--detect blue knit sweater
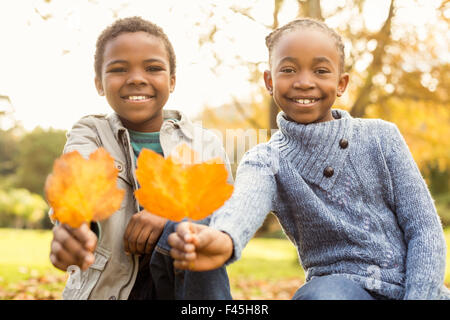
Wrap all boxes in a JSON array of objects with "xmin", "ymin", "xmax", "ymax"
[{"xmin": 211, "ymin": 109, "xmax": 449, "ymax": 300}]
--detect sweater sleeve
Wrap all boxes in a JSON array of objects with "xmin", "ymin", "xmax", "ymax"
[
  {"xmin": 383, "ymin": 123, "xmax": 446, "ymax": 300},
  {"xmin": 210, "ymin": 145, "xmax": 277, "ymax": 264}
]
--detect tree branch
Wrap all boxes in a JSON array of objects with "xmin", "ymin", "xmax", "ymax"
[{"xmin": 229, "ymin": 6, "xmax": 272, "ymax": 29}]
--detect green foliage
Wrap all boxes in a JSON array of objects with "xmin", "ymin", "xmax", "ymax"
[
  {"xmin": 0, "ymin": 189, "xmax": 49, "ymax": 229},
  {"xmin": 429, "ymin": 164, "xmax": 450, "ymax": 195},
  {"xmin": 14, "ymin": 127, "xmax": 66, "ymax": 197},
  {"xmin": 436, "ymin": 193, "xmax": 450, "ymax": 228},
  {"xmin": 0, "ymin": 127, "xmax": 21, "ymax": 186},
  {"xmin": 0, "ymin": 126, "xmax": 66, "ymax": 229}
]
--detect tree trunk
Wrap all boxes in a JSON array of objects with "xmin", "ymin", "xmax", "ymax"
[
  {"xmin": 350, "ymin": 0, "xmax": 395, "ymax": 118},
  {"xmin": 298, "ymin": 0, "xmax": 324, "ymax": 20}
]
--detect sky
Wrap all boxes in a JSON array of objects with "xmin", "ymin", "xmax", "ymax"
[{"xmin": 0, "ymin": 0, "xmax": 444, "ymax": 131}]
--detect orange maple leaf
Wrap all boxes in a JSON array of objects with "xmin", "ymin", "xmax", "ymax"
[
  {"xmin": 134, "ymin": 143, "xmax": 233, "ymax": 222},
  {"xmin": 45, "ymin": 148, "xmax": 125, "ymax": 228}
]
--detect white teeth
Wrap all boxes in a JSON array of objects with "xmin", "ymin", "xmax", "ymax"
[
  {"xmin": 294, "ymin": 98, "xmax": 317, "ymax": 104},
  {"xmin": 126, "ymin": 96, "xmax": 149, "ymax": 101}
]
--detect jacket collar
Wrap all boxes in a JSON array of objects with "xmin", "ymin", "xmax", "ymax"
[{"xmin": 106, "ymin": 109, "xmax": 195, "ymax": 141}]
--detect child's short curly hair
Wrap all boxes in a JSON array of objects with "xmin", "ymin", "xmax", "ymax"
[
  {"xmin": 265, "ymin": 18, "xmax": 345, "ymax": 73},
  {"xmin": 94, "ymin": 16, "xmax": 176, "ymax": 79}
]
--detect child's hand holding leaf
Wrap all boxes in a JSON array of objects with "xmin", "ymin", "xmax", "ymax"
[
  {"xmin": 50, "ymin": 223, "xmax": 97, "ymax": 271},
  {"xmin": 167, "ymin": 221, "xmax": 234, "ymax": 271}
]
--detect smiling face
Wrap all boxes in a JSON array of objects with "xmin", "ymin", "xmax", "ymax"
[
  {"xmin": 95, "ymin": 31, "xmax": 175, "ymax": 132},
  {"xmin": 264, "ymin": 28, "xmax": 349, "ymax": 124}
]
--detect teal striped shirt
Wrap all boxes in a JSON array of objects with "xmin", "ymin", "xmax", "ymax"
[{"xmin": 128, "ymin": 129, "xmax": 164, "ymax": 161}]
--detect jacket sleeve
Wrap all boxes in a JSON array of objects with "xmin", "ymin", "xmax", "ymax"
[
  {"xmin": 210, "ymin": 145, "xmax": 277, "ymax": 264},
  {"xmin": 63, "ymin": 116, "xmax": 102, "ymax": 158},
  {"xmin": 383, "ymin": 122, "xmax": 446, "ymax": 299},
  {"xmin": 48, "ymin": 116, "xmax": 102, "ymax": 225}
]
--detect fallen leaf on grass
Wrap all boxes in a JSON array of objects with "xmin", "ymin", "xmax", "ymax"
[{"xmin": 230, "ymin": 277, "xmax": 303, "ymax": 300}]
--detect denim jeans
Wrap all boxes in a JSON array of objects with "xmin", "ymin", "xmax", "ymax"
[
  {"xmin": 128, "ymin": 218, "xmax": 232, "ymax": 300},
  {"xmin": 292, "ymin": 274, "xmax": 377, "ymax": 300}
]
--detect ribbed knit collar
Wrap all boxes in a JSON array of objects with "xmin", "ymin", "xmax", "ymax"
[{"xmin": 274, "ymin": 108, "xmax": 354, "ymax": 190}]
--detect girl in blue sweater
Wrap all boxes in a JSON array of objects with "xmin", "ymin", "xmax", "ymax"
[{"xmin": 168, "ymin": 18, "xmax": 449, "ymax": 300}]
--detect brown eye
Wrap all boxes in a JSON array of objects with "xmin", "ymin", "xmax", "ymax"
[
  {"xmin": 108, "ymin": 67, "xmax": 126, "ymax": 73},
  {"xmin": 281, "ymin": 67, "xmax": 295, "ymax": 73},
  {"xmin": 146, "ymin": 66, "xmax": 164, "ymax": 72},
  {"xmin": 316, "ymin": 68, "xmax": 330, "ymax": 74}
]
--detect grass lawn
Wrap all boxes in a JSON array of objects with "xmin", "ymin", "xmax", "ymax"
[
  {"xmin": 0, "ymin": 227, "xmax": 449, "ymax": 299},
  {"xmin": 227, "ymin": 237, "xmax": 303, "ymax": 280},
  {"xmin": 0, "ymin": 228, "xmax": 303, "ymax": 282},
  {"xmin": 0, "ymin": 228, "xmax": 65, "ymax": 284}
]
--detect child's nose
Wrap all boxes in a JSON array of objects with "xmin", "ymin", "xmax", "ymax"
[
  {"xmin": 126, "ymin": 71, "xmax": 148, "ymax": 86},
  {"xmin": 293, "ymin": 72, "xmax": 315, "ymax": 89}
]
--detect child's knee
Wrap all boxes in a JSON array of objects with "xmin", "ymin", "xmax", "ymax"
[{"xmin": 293, "ymin": 275, "xmax": 374, "ymax": 300}]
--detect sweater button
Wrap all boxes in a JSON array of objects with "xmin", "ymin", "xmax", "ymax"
[
  {"xmin": 339, "ymin": 138, "xmax": 349, "ymax": 149},
  {"xmin": 109, "ymin": 295, "xmax": 117, "ymax": 300},
  {"xmin": 323, "ymin": 166, "xmax": 334, "ymax": 178}
]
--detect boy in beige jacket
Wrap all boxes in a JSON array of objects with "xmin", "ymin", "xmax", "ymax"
[{"xmin": 49, "ymin": 16, "xmax": 233, "ymax": 300}]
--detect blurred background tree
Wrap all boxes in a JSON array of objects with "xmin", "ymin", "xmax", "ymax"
[
  {"xmin": 0, "ymin": 108, "xmax": 66, "ymax": 229},
  {"xmin": 14, "ymin": 127, "xmax": 66, "ymax": 197},
  {"xmin": 0, "ymin": 188, "xmax": 49, "ymax": 229},
  {"xmin": 197, "ymin": 0, "xmax": 449, "ymax": 168},
  {"xmin": 0, "ymin": 128, "xmax": 21, "ymax": 188}
]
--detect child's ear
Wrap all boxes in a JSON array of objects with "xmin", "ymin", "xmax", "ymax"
[
  {"xmin": 169, "ymin": 74, "xmax": 176, "ymax": 93},
  {"xmin": 95, "ymin": 77, "xmax": 105, "ymax": 96},
  {"xmin": 263, "ymin": 70, "xmax": 273, "ymax": 96},
  {"xmin": 337, "ymin": 73, "xmax": 349, "ymax": 97}
]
